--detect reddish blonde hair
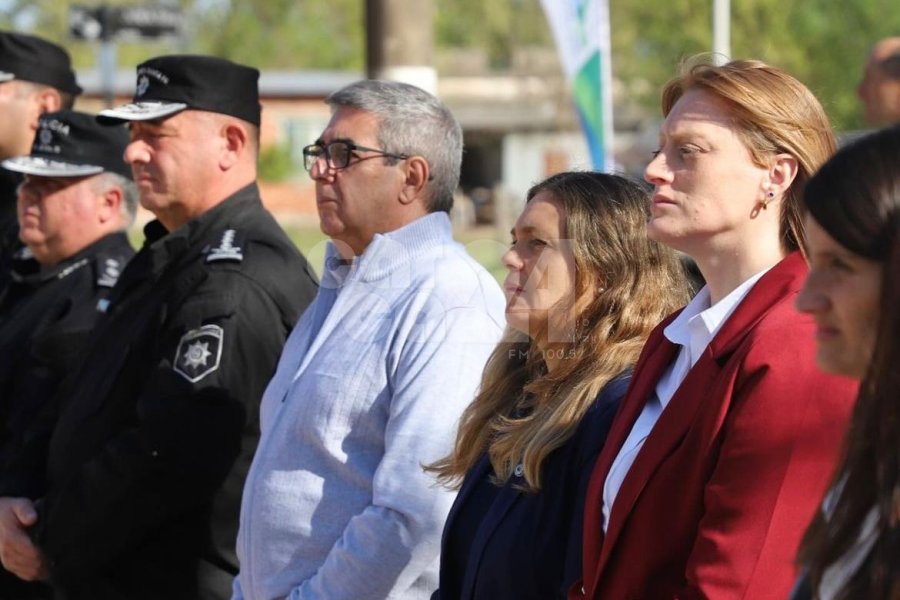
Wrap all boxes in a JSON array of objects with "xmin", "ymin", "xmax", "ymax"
[{"xmin": 661, "ymin": 58, "xmax": 837, "ymax": 252}]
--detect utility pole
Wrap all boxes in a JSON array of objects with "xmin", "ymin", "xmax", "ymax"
[
  {"xmin": 97, "ymin": 5, "xmax": 117, "ymax": 107},
  {"xmin": 69, "ymin": 4, "xmax": 182, "ymax": 106},
  {"xmin": 365, "ymin": 0, "xmax": 436, "ymax": 93},
  {"xmin": 712, "ymin": 0, "xmax": 731, "ymax": 65}
]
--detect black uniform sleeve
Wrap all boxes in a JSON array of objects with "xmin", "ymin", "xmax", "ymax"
[
  {"xmin": 32, "ymin": 273, "xmax": 290, "ymax": 580},
  {"xmin": 0, "ymin": 293, "xmax": 110, "ymax": 499}
]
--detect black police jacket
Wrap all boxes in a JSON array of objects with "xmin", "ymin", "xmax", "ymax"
[
  {"xmin": 0, "ymin": 232, "xmax": 133, "ymax": 600},
  {"xmin": 28, "ymin": 184, "xmax": 317, "ymax": 599},
  {"xmin": 0, "ymin": 232, "xmax": 134, "ymax": 496},
  {"xmin": 0, "ymin": 169, "xmax": 23, "ymax": 297}
]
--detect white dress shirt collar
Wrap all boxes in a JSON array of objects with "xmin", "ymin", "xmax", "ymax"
[
  {"xmin": 600, "ymin": 266, "xmax": 772, "ymax": 532},
  {"xmin": 663, "ymin": 267, "xmax": 771, "ymax": 382}
]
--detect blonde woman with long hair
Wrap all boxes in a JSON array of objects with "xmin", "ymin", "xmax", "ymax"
[{"xmin": 427, "ymin": 171, "xmax": 688, "ymax": 600}]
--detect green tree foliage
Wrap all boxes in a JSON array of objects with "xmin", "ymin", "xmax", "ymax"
[
  {"xmin": 609, "ymin": 0, "xmax": 900, "ymax": 129},
  {"xmin": 435, "ymin": 0, "xmax": 551, "ymax": 69},
  {"xmin": 194, "ymin": 0, "xmax": 364, "ymax": 70},
  {"xmin": 3, "ymin": 0, "xmax": 900, "ymax": 129},
  {"xmin": 257, "ymin": 141, "xmax": 297, "ymax": 182},
  {"xmin": 0, "ymin": 0, "xmax": 188, "ymax": 68}
]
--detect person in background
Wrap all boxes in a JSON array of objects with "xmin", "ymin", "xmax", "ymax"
[
  {"xmin": 574, "ymin": 58, "xmax": 859, "ymax": 599},
  {"xmin": 0, "ymin": 110, "xmax": 136, "ymax": 481},
  {"xmin": 790, "ymin": 125, "xmax": 900, "ymax": 600},
  {"xmin": 0, "ymin": 55, "xmax": 318, "ymax": 599},
  {"xmin": 0, "ymin": 31, "xmax": 82, "ymax": 294},
  {"xmin": 0, "ymin": 110, "xmax": 135, "ymax": 599},
  {"xmin": 232, "ymin": 79, "xmax": 506, "ymax": 600},
  {"xmin": 427, "ymin": 171, "xmax": 689, "ymax": 600},
  {"xmin": 858, "ymin": 37, "xmax": 900, "ymax": 127}
]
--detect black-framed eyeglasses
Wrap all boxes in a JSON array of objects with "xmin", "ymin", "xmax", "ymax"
[{"xmin": 302, "ymin": 140, "xmax": 409, "ymax": 173}]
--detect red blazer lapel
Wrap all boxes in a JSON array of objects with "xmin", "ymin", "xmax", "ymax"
[
  {"xmin": 585, "ymin": 252, "xmax": 808, "ymax": 597},
  {"xmin": 582, "ymin": 322, "xmax": 679, "ymax": 592},
  {"xmin": 706, "ymin": 252, "xmax": 805, "ymax": 359},
  {"xmin": 599, "ymin": 345, "xmax": 721, "ymax": 567}
]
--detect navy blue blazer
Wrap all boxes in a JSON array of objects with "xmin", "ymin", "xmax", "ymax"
[
  {"xmin": 433, "ymin": 373, "xmax": 630, "ymax": 600},
  {"xmin": 788, "ymin": 573, "xmax": 812, "ymax": 600}
]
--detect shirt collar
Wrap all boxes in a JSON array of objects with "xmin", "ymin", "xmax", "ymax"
[
  {"xmin": 35, "ymin": 232, "xmax": 126, "ymax": 282},
  {"xmin": 143, "ymin": 182, "xmax": 260, "ymax": 277},
  {"xmin": 321, "ymin": 212, "xmax": 452, "ymax": 287},
  {"xmin": 664, "ymin": 267, "xmax": 772, "ymax": 362}
]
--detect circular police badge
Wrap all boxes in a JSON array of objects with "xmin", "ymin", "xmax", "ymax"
[
  {"xmin": 39, "ymin": 128, "xmax": 54, "ymax": 146},
  {"xmin": 173, "ymin": 324, "xmax": 224, "ymax": 383}
]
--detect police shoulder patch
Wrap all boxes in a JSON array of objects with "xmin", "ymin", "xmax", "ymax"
[
  {"xmin": 97, "ymin": 257, "xmax": 123, "ymax": 288},
  {"xmin": 206, "ymin": 229, "xmax": 243, "ymax": 263},
  {"xmin": 173, "ymin": 324, "xmax": 224, "ymax": 383}
]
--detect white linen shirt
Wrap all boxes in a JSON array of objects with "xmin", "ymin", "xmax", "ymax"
[
  {"xmin": 601, "ymin": 269, "xmax": 770, "ymax": 532},
  {"xmin": 232, "ymin": 213, "xmax": 506, "ymax": 600}
]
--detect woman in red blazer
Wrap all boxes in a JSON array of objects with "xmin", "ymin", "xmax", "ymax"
[{"xmin": 574, "ymin": 59, "xmax": 860, "ymax": 600}]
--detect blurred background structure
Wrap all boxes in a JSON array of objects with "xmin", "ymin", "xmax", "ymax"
[{"xmin": 2, "ymin": 0, "xmax": 899, "ymax": 276}]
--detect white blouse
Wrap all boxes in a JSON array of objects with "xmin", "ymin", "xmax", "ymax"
[
  {"xmin": 601, "ymin": 270, "xmax": 770, "ymax": 532},
  {"xmin": 818, "ymin": 485, "xmax": 879, "ymax": 600}
]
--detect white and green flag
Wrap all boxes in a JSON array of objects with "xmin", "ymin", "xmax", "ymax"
[{"xmin": 540, "ymin": 0, "xmax": 613, "ymax": 171}]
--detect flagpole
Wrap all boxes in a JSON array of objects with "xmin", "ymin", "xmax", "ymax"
[
  {"xmin": 540, "ymin": 0, "xmax": 614, "ymax": 172},
  {"xmin": 712, "ymin": 0, "xmax": 731, "ymax": 64}
]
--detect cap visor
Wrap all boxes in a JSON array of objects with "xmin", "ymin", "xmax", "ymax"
[
  {"xmin": 2, "ymin": 156, "xmax": 104, "ymax": 177},
  {"xmin": 97, "ymin": 101, "xmax": 188, "ymax": 124}
]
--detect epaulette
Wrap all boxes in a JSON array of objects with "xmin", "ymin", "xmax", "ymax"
[
  {"xmin": 204, "ymin": 229, "xmax": 244, "ymax": 264},
  {"xmin": 96, "ymin": 257, "xmax": 124, "ymax": 288},
  {"xmin": 57, "ymin": 258, "xmax": 89, "ymax": 280}
]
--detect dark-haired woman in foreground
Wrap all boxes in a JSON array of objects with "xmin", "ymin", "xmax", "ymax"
[
  {"xmin": 791, "ymin": 126, "xmax": 900, "ymax": 599},
  {"xmin": 428, "ymin": 171, "xmax": 688, "ymax": 600}
]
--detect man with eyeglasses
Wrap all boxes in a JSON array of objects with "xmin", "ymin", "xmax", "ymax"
[{"xmin": 233, "ymin": 80, "xmax": 505, "ymax": 600}]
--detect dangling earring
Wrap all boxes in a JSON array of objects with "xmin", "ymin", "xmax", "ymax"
[{"xmin": 762, "ymin": 190, "xmax": 775, "ymax": 210}]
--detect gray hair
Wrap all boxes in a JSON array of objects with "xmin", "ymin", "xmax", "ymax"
[
  {"xmin": 326, "ymin": 80, "xmax": 463, "ymax": 213},
  {"xmin": 92, "ymin": 171, "xmax": 139, "ymax": 226},
  {"xmin": 13, "ymin": 80, "xmax": 76, "ymax": 110}
]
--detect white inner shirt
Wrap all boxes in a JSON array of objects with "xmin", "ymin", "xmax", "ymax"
[{"xmin": 601, "ymin": 269, "xmax": 770, "ymax": 532}]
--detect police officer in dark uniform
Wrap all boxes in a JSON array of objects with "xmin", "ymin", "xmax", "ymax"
[
  {"xmin": 0, "ymin": 56, "xmax": 318, "ymax": 600},
  {"xmin": 0, "ymin": 110, "xmax": 136, "ymax": 481},
  {"xmin": 0, "ymin": 32, "xmax": 82, "ymax": 296},
  {"xmin": 0, "ymin": 110, "xmax": 135, "ymax": 600}
]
